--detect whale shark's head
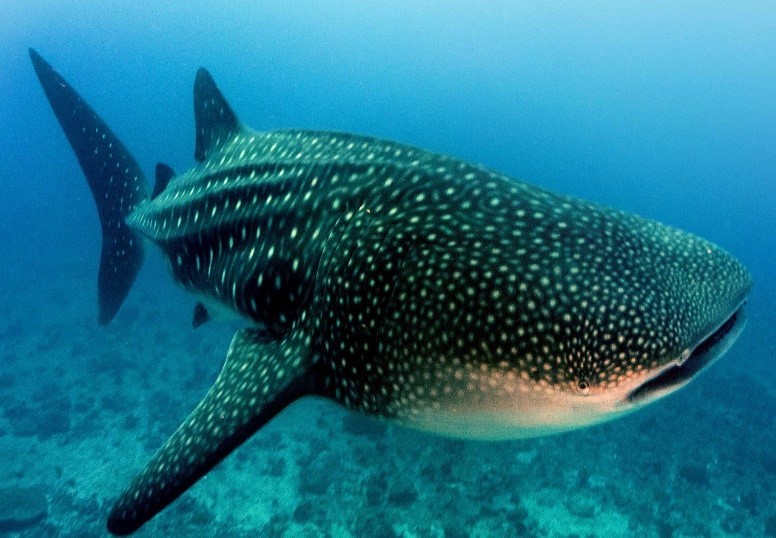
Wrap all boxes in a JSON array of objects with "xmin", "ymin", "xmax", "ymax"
[
  {"xmin": 556, "ymin": 229, "xmax": 750, "ymax": 419},
  {"xmin": 546, "ymin": 213, "xmax": 752, "ymax": 415},
  {"xmin": 386, "ymin": 190, "xmax": 752, "ymax": 439}
]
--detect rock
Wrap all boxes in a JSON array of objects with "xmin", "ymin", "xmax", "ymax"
[
  {"xmin": 0, "ymin": 485, "xmax": 47, "ymax": 532},
  {"xmin": 564, "ymin": 491, "xmax": 599, "ymax": 518},
  {"xmin": 678, "ymin": 463, "xmax": 710, "ymax": 487},
  {"xmin": 765, "ymin": 514, "xmax": 776, "ymax": 537},
  {"xmin": 386, "ymin": 483, "xmax": 417, "ymax": 508}
]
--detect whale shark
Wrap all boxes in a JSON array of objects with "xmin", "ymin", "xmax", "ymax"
[{"xmin": 29, "ymin": 49, "xmax": 752, "ymax": 535}]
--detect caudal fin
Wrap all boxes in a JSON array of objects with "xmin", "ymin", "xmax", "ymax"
[{"xmin": 30, "ymin": 49, "xmax": 149, "ymax": 324}]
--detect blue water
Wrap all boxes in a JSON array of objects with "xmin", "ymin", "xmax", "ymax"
[{"xmin": 1, "ymin": 2, "xmax": 774, "ymax": 536}]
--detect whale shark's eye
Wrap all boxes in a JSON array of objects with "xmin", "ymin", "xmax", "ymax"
[{"xmin": 577, "ymin": 379, "xmax": 590, "ymax": 395}]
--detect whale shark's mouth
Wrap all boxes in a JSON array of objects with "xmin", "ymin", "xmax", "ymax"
[{"xmin": 626, "ymin": 303, "xmax": 747, "ymax": 404}]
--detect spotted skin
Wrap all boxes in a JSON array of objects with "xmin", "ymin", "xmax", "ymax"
[
  {"xmin": 30, "ymin": 49, "xmax": 751, "ymax": 535},
  {"xmin": 315, "ymin": 165, "xmax": 750, "ymax": 435}
]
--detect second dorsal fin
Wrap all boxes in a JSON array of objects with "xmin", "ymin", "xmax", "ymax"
[
  {"xmin": 192, "ymin": 301, "xmax": 209, "ymax": 328},
  {"xmin": 151, "ymin": 162, "xmax": 175, "ymax": 200},
  {"xmin": 194, "ymin": 69, "xmax": 241, "ymax": 162}
]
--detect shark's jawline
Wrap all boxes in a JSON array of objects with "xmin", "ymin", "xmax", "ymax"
[{"xmin": 626, "ymin": 303, "xmax": 747, "ymax": 404}]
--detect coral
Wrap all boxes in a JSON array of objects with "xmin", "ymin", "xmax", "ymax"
[
  {"xmin": 351, "ymin": 514, "xmax": 397, "ymax": 538},
  {"xmin": 564, "ymin": 491, "xmax": 599, "ymax": 518},
  {"xmin": 0, "ymin": 486, "xmax": 47, "ymax": 532},
  {"xmin": 677, "ymin": 463, "xmax": 710, "ymax": 487},
  {"xmin": 262, "ymin": 456, "xmax": 286, "ymax": 477},
  {"xmin": 3, "ymin": 396, "xmax": 71, "ymax": 440},
  {"xmin": 766, "ymin": 515, "xmax": 776, "ymax": 537}
]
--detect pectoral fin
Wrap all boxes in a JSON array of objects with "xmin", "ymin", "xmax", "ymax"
[{"xmin": 107, "ymin": 328, "xmax": 315, "ymax": 535}]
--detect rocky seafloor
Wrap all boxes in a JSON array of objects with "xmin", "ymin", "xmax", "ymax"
[{"xmin": 1, "ymin": 260, "xmax": 774, "ymax": 537}]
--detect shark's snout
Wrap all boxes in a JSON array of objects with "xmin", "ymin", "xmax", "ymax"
[
  {"xmin": 626, "ymin": 299, "xmax": 748, "ymax": 405},
  {"xmin": 625, "ymin": 248, "xmax": 752, "ymax": 405}
]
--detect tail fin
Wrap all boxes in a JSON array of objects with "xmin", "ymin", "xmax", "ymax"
[{"xmin": 30, "ymin": 49, "xmax": 149, "ymax": 324}]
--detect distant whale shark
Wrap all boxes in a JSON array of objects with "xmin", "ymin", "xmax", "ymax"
[{"xmin": 29, "ymin": 49, "xmax": 751, "ymax": 535}]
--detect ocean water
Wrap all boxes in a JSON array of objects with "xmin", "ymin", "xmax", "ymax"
[{"xmin": 1, "ymin": 2, "xmax": 774, "ymax": 537}]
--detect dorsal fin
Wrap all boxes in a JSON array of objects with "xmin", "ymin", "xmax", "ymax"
[
  {"xmin": 151, "ymin": 162, "xmax": 175, "ymax": 200},
  {"xmin": 194, "ymin": 69, "xmax": 241, "ymax": 162}
]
